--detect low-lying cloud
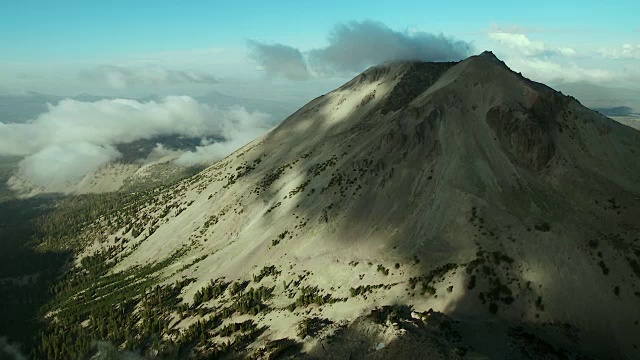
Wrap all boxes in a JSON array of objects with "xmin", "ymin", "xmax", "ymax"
[
  {"xmin": 0, "ymin": 97, "xmax": 271, "ymax": 186},
  {"xmin": 19, "ymin": 143, "xmax": 121, "ymax": 186},
  {"xmin": 247, "ymin": 41, "xmax": 309, "ymax": 80},
  {"xmin": 175, "ymin": 106, "xmax": 269, "ymax": 166},
  {"xmin": 248, "ymin": 20, "xmax": 473, "ymax": 79},
  {"xmin": 599, "ymin": 44, "xmax": 640, "ymax": 60},
  {"xmin": 80, "ymin": 65, "xmax": 219, "ymax": 89}
]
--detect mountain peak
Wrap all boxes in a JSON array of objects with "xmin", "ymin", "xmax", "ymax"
[
  {"xmin": 50, "ymin": 48, "xmax": 640, "ymax": 359},
  {"xmin": 479, "ymin": 50, "xmax": 500, "ymax": 60}
]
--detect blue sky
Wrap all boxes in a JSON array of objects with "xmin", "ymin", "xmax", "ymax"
[
  {"xmin": 1, "ymin": 1, "xmax": 639, "ymax": 186},
  {"xmin": 1, "ymin": 0, "xmax": 639, "ymax": 95}
]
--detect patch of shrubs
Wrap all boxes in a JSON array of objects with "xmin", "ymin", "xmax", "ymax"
[
  {"xmin": 369, "ymin": 305, "xmax": 412, "ymax": 325},
  {"xmin": 231, "ymin": 286, "xmax": 274, "ymax": 315},
  {"xmin": 296, "ymin": 317, "xmax": 332, "ymax": 338},
  {"xmin": 349, "ymin": 284, "xmax": 389, "ymax": 297},
  {"xmin": 249, "ymin": 338, "xmax": 301, "ymax": 359},
  {"xmin": 288, "ymin": 286, "xmax": 341, "ymax": 311},
  {"xmin": 534, "ymin": 222, "xmax": 551, "ymax": 232},
  {"xmin": 193, "ymin": 279, "xmax": 230, "ymax": 306},
  {"xmin": 408, "ymin": 263, "xmax": 458, "ymax": 294},
  {"xmin": 253, "ymin": 265, "xmax": 281, "ymax": 283},
  {"xmin": 598, "ymin": 260, "xmax": 610, "ymax": 275},
  {"xmin": 229, "ymin": 280, "xmax": 249, "ymax": 296},
  {"xmin": 219, "ymin": 320, "xmax": 257, "ymax": 337},
  {"xmin": 377, "ymin": 264, "xmax": 390, "ymax": 276}
]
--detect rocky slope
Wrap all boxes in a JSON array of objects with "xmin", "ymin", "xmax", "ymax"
[{"xmin": 55, "ymin": 52, "xmax": 640, "ymax": 359}]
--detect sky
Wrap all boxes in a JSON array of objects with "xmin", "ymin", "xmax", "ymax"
[
  {"xmin": 1, "ymin": 0, "xmax": 639, "ymax": 96},
  {"xmin": 1, "ymin": 0, "xmax": 639, "ymax": 187}
]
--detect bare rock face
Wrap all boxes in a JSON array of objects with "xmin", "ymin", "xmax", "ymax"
[
  {"xmin": 486, "ymin": 103, "xmax": 555, "ymax": 170},
  {"xmin": 380, "ymin": 62, "xmax": 456, "ymax": 115}
]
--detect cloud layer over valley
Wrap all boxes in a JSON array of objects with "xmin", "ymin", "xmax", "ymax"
[{"xmin": 0, "ymin": 96, "xmax": 271, "ymax": 186}]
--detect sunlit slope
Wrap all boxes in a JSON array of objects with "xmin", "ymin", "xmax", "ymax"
[{"xmin": 77, "ymin": 52, "xmax": 640, "ymax": 358}]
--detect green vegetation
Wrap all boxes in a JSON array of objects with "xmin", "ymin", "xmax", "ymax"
[
  {"xmin": 534, "ymin": 221, "xmax": 551, "ymax": 232},
  {"xmin": 249, "ymin": 338, "xmax": 301, "ymax": 359},
  {"xmin": 408, "ymin": 263, "xmax": 458, "ymax": 295},
  {"xmin": 231, "ymin": 286, "xmax": 274, "ymax": 315},
  {"xmin": 253, "ymin": 265, "xmax": 281, "ymax": 283},
  {"xmin": 369, "ymin": 305, "xmax": 412, "ymax": 325},
  {"xmin": 377, "ymin": 264, "xmax": 390, "ymax": 276},
  {"xmin": 297, "ymin": 317, "xmax": 331, "ymax": 338},
  {"xmin": 349, "ymin": 283, "xmax": 391, "ymax": 297},
  {"xmin": 229, "ymin": 280, "xmax": 249, "ymax": 295},
  {"xmin": 219, "ymin": 320, "xmax": 257, "ymax": 337},
  {"xmin": 598, "ymin": 260, "xmax": 610, "ymax": 275},
  {"xmin": 288, "ymin": 286, "xmax": 343, "ymax": 311},
  {"xmin": 193, "ymin": 278, "xmax": 230, "ymax": 306},
  {"xmin": 270, "ymin": 231, "xmax": 290, "ymax": 247}
]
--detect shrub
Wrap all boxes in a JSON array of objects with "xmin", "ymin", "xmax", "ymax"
[
  {"xmin": 377, "ymin": 265, "xmax": 389, "ymax": 276},
  {"xmin": 534, "ymin": 222, "xmax": 551, "ymax": 232}
]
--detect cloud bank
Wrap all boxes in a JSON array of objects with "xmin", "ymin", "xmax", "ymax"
[
  {"xmin": 508, "ymin": 58, "xmax": 616, "ymax": 84},
  {"xmin": 247, "ymin": 41, "xmax": 309, "ymax": 80},
  {"xmin": 175, "ymin": 106, "xmax": 269, "ymax": 165},
  {"xmin": 0, "ymin": 97, "xmax": 271, "ymax": 186},
  {"xmin": 80, "ymin": 65, "xmax": 219, "ymax": 89},
  {"xmin": 483, "ymin": 27, "xmax": 640, "ymax": 86},
  {"xmin": 599, "ymin": 44, "xmax": 640, "ymax": 60},
  {"xmin": 308, "ymin": 20, "xmax": 473, "ymax": 74},
  {"xmin": 248, "ymin": 20, "xmax": 473, "ymax": 79}
]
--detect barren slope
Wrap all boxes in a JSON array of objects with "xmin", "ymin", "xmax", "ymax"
[{"xmin": 69, "ymin": 52, "xmax": 640, "ymax": 359}]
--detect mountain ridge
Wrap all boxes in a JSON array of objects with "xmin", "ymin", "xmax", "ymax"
[{"xmin": 45, "ymin": 52, "xmax": 640, "ymax": 359}]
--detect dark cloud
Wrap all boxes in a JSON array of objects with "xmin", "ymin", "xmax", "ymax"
[
  {"xmin": 308, "ymin": 20, "xmax": 473, "ymax": 75},
  {"xmin": 247, "ymin": 41, "xmax": 310, "ymax": 80},
  {"xmin": 80, "ymin": 65, "xmax": 219, "ymax": 89}
]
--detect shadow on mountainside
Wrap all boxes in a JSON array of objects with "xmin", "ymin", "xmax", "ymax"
[
  {"xmin": 0, "ymin": 197, "xmax": 73, "ymax": 357},
  {"xmin": 220, "ymin": 60, "xmax": 640, "ymax": 359}
]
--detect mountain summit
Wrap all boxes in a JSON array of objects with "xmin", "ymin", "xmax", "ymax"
[{"xmin": 51, "ymin": 53, "xmax": 640, "ymax": 359}]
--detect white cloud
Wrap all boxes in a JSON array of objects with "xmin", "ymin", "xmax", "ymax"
[
  {"xmin": 308, "ymin": 20, "xmax": 472, "ymax": 75},
  {"xmin": 488, "ymin": 31, "xmax": 575, "ymax": 57},
  {"xmin": 19, "ymin": 142, "xmax": 121, "ymax": 186},
  {"xmin": 176, "ymin": 106, "xmax": 269, "ymax": 165},
  {"xmin": 248, "ymin": 20, "xmax": 473, "ymax": 79},
  {"xmin": 0, "ymin": 97, "xmax": 271, "ymax": 185},
  {"xmin": 79, "ymin": 65, "xmax": 219, "ymax": 89},
  {"xmin": 507, "ymin": 58, "xmax": 616, "ymax": 84},
  {"xmin": 598, "ymin": 44, "xmax": 640, "ymax": 59},
  {"xmin": 557, "ymin": 47, "xmax": 577, "ymax": 57}
]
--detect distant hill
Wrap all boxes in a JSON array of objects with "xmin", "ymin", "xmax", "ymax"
[{"xmin": 553, "ymin": 82, "xmax": 640, "ymax": 114}]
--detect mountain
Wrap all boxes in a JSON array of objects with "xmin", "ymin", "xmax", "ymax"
[{"xmin": 23, "ymin": 52, "xmax": 640, "ymax": 359}]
